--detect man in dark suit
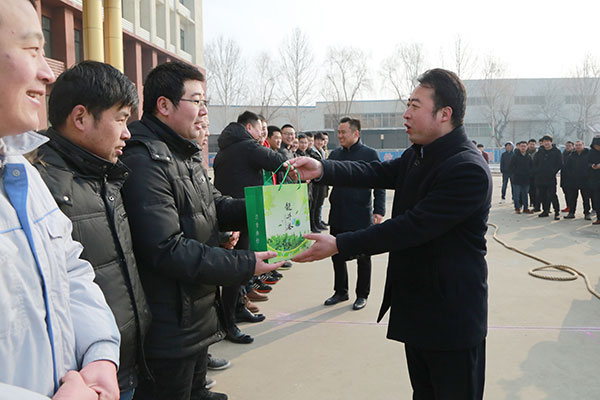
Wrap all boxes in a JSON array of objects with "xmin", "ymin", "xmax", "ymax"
[
  {"xmin": 290, "ymin": 69, "xmax": 492, "ymax": 400},
  {"xmin": 323, "ymin": 117, "xmax": 385, "ymax": 311}
]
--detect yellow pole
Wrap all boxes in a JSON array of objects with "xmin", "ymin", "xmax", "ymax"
[
  {"xmin": 103, "ymin": 0, "xmax": 124, "ymax": 72},
  {"xmin": 83, "ymin": 0, "xmax": 104, "ymax": 62}
]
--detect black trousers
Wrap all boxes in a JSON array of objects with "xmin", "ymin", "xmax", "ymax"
[
  {"xmin": 310, "ymin": 183, "xmax": 327, "ymax": 225},
  {"xmin": 405, "ymin": 340, "xmax": 486, "ymax": 400},
  {"xmin": 136, "ymin": 347, "xmax": 209, "ymax": 400},
  {"xmin": 222, "ymin": 233, "xmax": 250, "ymax": 329},
  {"xmin": 331, "ymin": 227, "xmax": 371, "ymax": 298},
  {"xmin": 591, "ymin": 187, "xmax": 600, "ymax": 213},
  {"xmin": 566, "ymin": 187, "xmax": 591, "ymax": 215},
  {"xmin": 529, "ymin": 176, "xmax": 539, "ymax": 209},
  {"xmin": 537, "ymin": 184, "xmax": 559, "ymax": 214}
]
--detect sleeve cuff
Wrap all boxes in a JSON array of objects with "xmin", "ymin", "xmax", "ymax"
[{"xmin": 81, "ymin": 341, "xmax": 120, "ymax": 370}]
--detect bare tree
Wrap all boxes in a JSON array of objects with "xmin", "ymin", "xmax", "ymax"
[
  {"xmin": 279, "ymin": 28, "xmax": 316, "ymax": 128},
  {"xmin": 452, "ymin": 35, "xmax": 477, "ymax": 79},
  {"xmin": 253, "ymin": 52, "xmax": 287, "ymax": 121},
  {"xmin": 380, "ymin": 43, "xmax": 425, "ymax": 101},
  {"xmin": 204, "ymin": 36, "xmax": 247, "ymax": 121},
  {"xmin": 480, "ymin": 56, "xmax": 513, "ymax": 146},
  {"xmin": 321, "ymin": 46, "xmax": 371, "ymax": 122},
  {"xmin": 536, "ymin": 81, "xmax": 565, "ymax": 139},
  {"xmin": 567, "ymin": 54, "xmax": 600, "ymax": 142}
]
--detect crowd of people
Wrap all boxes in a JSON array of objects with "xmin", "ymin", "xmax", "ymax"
[{"xmin": 496, "ymin": 136, "xmax": 600, "ymax": 224}]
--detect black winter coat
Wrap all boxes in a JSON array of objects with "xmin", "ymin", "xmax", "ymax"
[
  {"xmin": 500, "ymin": 150, "xmax": 514, "ymax": 175},
  {"xmin": 34, "ymin": 128, "xmax": 151, "ymax": 391},
  {"xmin": 328, "ymin": 141, "xmax": 386, "ymax": 232},
  {"xmin": 320, "ymin": 126, "xmax": 491, "ymax": 351},
  {"xmin": 213, "ymin": 122, "xmax": 288, "ymax": 199},
  {"xmin": 509, "ymin": 151, "xmax": 533, "ymax": 186},
  {"xmin": 533, "ymin": 145, "xmax": 562, "ymax": 186},
  {"xmin": 563, "ymin": 149, "xmax": 589, "ymax": 189},
  {"xmin": 589, "ymin": 137, "xmax": 600, "ymax": 189},
  {"xmin": 121, "ymin": 114, "xmax": 255, "ymax": 359}
]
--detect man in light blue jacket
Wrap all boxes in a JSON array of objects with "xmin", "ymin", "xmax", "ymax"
[{"xmin": 0, "ymin": 1, "xmax": 121, "ymax": 399}]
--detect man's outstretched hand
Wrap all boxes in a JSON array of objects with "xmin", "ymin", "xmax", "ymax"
[
  {"xmin": 254, "ymin": 251, "xmax": 286, "ymax": 275},
  {"xmin": 291, "ymin": 233, "xmax": 338, "ymax": 262},
  {"xmin": 286, "ymin": 157, "xmax": 323, "ymax": 182}
]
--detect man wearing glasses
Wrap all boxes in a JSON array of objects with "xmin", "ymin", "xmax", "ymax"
[{"xmin": 120, "ymin": 61, "xmax": 282, "ymax": 400}]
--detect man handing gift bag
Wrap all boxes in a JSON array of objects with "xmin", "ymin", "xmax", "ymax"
[{"xmin": 245, "ymin": 166, "xmax": 311, "ymax": 263}]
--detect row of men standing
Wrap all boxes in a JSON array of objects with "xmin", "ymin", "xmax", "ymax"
[{"xmin": 499, "ymin": 135, "xmax": 600, "ymax": 223}]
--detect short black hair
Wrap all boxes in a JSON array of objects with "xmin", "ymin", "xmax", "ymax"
[
  {"xmin": 143, "ymin": 61, "xmax": 204, "ymax": 115},
  {"xmin": 477, "ymin": 144, "xmax": 484, "ymax": 149},
  {"xmin": 281, "ymin": 123, "xmax": 295, "ymax": 131},
  {"xmin": 297, "ymin": 133, "xmax": 307, "ymax": 140},
  {"xmin": 517, "ymin": 141, "xmax": 527, "ymax": 145},
  {"xmin": 267, "ymin": 125, "xmax": 281, "ymax": 137},
  {"xmin": 339, "ymin": 116, "xmax": 361, "ymax": 131},
  {"xmin": 257, "ymin": 114, "xmax": 266, "ymax": 123},
  {"xmin": 321, "ymin": 131, "xmax": 328, "ymax": 137},
  {"xmin": 528, "ymin": 139, "xmax": 537, "ymax": 143},
  {"xmin": 417, "ymin": 68, "xmax": 466, "ymax": 128},
  {"xmin": 314, "ymin": 132, "xmax": 324, "ymax": 140},
  {"xmin": 304, "ymin": 131, "xmax": 313, "ymax": 138},
  {"xmin": 541, "ymin": 135, "xmax": 553, "ymax": 142},
  {"xmin": 237, "ymin": 110, "xmax": 260, "ymax": 126},
  {"xmin": 566, "ymin": 140, "xmax": 574, "ymax": 145},
  {"xmin": 49, "ymin": 61, "xmax": 138, "ymax": 128}
]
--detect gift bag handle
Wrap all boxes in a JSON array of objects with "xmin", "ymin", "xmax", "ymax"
[{"xmin": 265, "ymin": 162, "xmax": 303, "ymax": 191}]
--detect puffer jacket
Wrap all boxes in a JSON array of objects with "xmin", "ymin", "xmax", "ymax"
[
  {"xmin": 33, "ymin": 128, "xmax": 151, "ymax": 391},
  {"xmin": 533, "ymin": 144, "xmax": 562, "ymax": 185},
  {"xmin": 214, "ymin": 122, "xmax": 287, "ymax": 199},
  {"xmin": 121, "ymin": 114, "xmax": 256, "ymax": 359}
]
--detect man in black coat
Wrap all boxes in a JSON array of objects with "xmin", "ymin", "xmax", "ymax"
[
  {"xmin": 533, "ymin": 135, "xmax": 563, "ymax": 220},
  {"xmin": 564, "ymin": 140, "xmax": 591, "ymax": 219},
  {"xmin": 509, "ymin": 141, "xmax": 534, "ymax": 213},
  {"xmin": 323, "ymin": 116, "xmax": 385, "ymax": 311},
  {"xmin": 34, "ymin": 61, "xmax": 150, "ymax": 400},
  {"xmin": 527, "ymin": 139, "xmax": 540, "ymax": 210},
  {"xmin": 499, "ymin": 141, "xmax": 514, "ymax": 204},
  {"xmin": 120, "ymin": 61, "xmax": 282, "ymax": 400},
  {"xmin": 291, "ymin": 69, "xmax": 491, "ymax": 399},
  {"xmin": 213, "ymin": 110, "xmax": 288, "ymax": 341}
]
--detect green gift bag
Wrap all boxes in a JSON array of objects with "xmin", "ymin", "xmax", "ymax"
[{"xmin": 245, "ymin": 165, "xmax": 311, "ymax": 263}]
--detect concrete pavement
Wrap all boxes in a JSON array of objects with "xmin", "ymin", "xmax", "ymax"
[{"xmin": 209, "ymin": 176, "xmax": 600, "ymax": 399}]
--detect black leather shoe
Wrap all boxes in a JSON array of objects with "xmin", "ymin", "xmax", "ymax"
[
  {"xmin": 198, "ymin": 389, "xmax": 228, "ymax": 400},
  {"xmin": 324, "ymin": 293, "xmax": 349, "ymax": 306},
  {"xmin": 226, "ymin": 325, "xmax": 254, "ymax": 344},
  {"xmin": 235, "ymin": 307, "xmax": 265, "ymax": 323},
  {"xmin": 353, "ymin": 297, "xmax": 367, "ymax": 310},
  {"xmin": 317, "ymin": 222, "xmax": 328, "ymax": 230}
]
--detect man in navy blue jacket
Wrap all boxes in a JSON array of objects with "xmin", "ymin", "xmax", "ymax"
[{"xmin": 290, "ymin": 69, "xmax": 492, "ymax": 400}]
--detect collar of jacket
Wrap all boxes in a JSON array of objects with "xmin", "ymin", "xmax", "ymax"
[
  {"xmin": 43, "ymin": 127, "xmax": 130, "ymax": 179},
  {"xmin": 138, "ymin": 113, "xmax": 201, "ymax": 159},
  {"xmin": 341, "ymin": 139, "xmax": 363, "ymax": 152},
  {"xmin": 217, "ymin": 122, "xmax": 254, "ymax": 150},
  {"xmin": 413, "ymin": 125, "xmax": 468, "ymax": 160}
]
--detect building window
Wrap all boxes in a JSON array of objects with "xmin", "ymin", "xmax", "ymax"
[
  {"xmin": 42, "ymin": 16, "xmax": 52, "ymax": 58},
  {"xmin": 180, "ymin": 29, "xmax": 185, "ymax": 51},
  {"xmin": 466, "ymin": 96, "xmax": 486, "ymax": 106},
  {"xmin": 514, "ymin": 96, "xmax": 545, "ymax": 105},
  {"xmin": 74, "ymin": 29, "xmax": 82, "ymax": 63}
]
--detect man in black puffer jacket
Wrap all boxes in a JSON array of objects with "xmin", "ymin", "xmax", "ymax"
[
  {"xmin": 120, "ymin": 62, "xmax": 282, "ymax": 400},
  {"xmin": 533, "ymin": 135, "xmax": 563, "ymax": 219},
  {"xmin": 509, "ymin": 141, "xmax": 533, "ymax": 213},
  {"xmin": 33, "ymin": 61, "xmax": 151, "ymax": 400},
  {"xmin": 564, "ymin": 140, "xmax": 591, "ymax": 219},
  {"xmin": 213, "ymin": 111, "xmax": 288, "ymax": 342}
]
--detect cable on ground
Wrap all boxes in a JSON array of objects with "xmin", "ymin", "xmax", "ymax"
[{"xmin": 488, "ymin": 222, "xmax": 600, "ymax": 300}]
